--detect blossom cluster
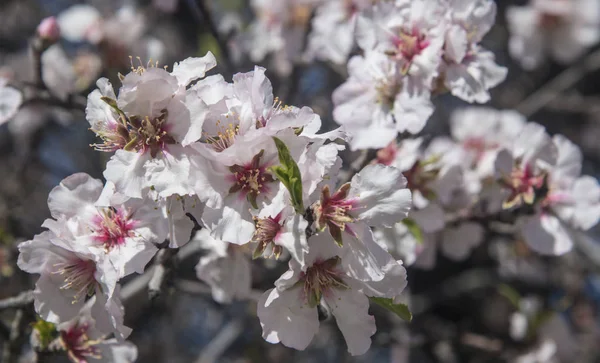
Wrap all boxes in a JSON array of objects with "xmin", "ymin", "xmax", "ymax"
[
  {"xmin": 17, "ymin": 51, "xmax": 418, "ymax": 358},
  {"xmin": 375, "ymin": 107, "xmax": 600, "ymax": 269},
  {"xmin": 10, "ymin": 0, "xmax": 600, "ymax": 361}
]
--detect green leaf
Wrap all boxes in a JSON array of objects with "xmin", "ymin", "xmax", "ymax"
[
  {"xmin": 497, "ymin": 284, "xmax": 521, "ymax": 309},
  {"xmin": 401, "ymin": 219, "xmax": 423, "ymax": 244},
  {"xmin": 271, "ymin": 137, "xmax": 304, "ymax": 214},
  {"xmin": 369, "ymin": 297, "xmax": 412, "ymax": 322}
]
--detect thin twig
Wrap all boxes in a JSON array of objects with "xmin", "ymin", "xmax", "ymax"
[
  {"xmin": 0, "ymin": 291, "xmax": 33, "ymax": 311},
  {"xmin": 194, "ymin": 319, "xmax": 245, "ymax": 363},
  {"xmin": 1, "ymin": 308, "xmax": 30, "ymax": 363},
  {"xmin": 516, "ymin": 48, "xmax": 600, "ymax": 117},
  {"xmin": 148, "ymin": 247, "xmax": 179, "ymax": 300}
]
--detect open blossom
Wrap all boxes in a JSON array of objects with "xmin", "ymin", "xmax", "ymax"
[
  {"xmin": 305, "ymin": 0, "xmax": 372, "ymax": 64},
  {"xmin": 86, "ymin": 52, "xmax": 219, "ymax": 200},
  {"xmin": 507, "ymin": 0, "xmax": 600, "ymax": 69},
  {"xmin": 518, "ymin": 135, "xmax": 600, "ymax": 255},
  {"xmin": 56, "ymin": 298, "xmax": 138, "ymax": 363},
  {"xmin": 313, "ymin": 164, "xmax": 412, "ymax": 280},
  {"xmin": 200, "ymin": 129, "xmax": 307, "ymax": 245},
  {"xmin": 442, "ymin": 0, "xmax": 507, "ymax": 103},
  {"xmin": 333, "ymin": 51, "xmax": 434, "ymax": 150},
  {"xmin": 16, "ymin": 173, "xmax": 172, "ymax": 337},
  {"xmin": 257, "ymin": 232, "xmax": 406, "ymax": 355}
]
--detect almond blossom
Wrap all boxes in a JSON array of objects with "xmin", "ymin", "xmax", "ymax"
[
  {"xmin": 56, "ymin": 298, "xmax": 138, "ymax": 363},
  {"xmin": 518, "ymin": 135, "xmax": 600, "ymax": 255},
  {"xmin": 16, "ymin": 173, "xmax": 172, "ymax": 337},
  {"xmin": 257, "ymin": 232, "xmax": 407, "ymax": 355},
  {"xmin": 86, "ymin": 52, "xmax": 219, "ymax": 201}
]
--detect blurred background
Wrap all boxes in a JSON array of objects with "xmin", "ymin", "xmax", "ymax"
[{"xmin": 1, "ymin": 0, "xmax": 600, "ymax": 362}]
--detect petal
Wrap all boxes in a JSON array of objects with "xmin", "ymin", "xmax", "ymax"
[
  {"xmin": 104, "ymin": 150, "xmax": 150, "ymax": 199},
  {"xmin": 358, "ymin": 258, "xmax": 408, "ymax": 298},
  {"xmin": 340, "ymin": 223, "xmax": 396, "ymax": 282},
  {"xmin": 171, "ymin": 52, "xmax": 217, "ymax": 86},
  {"xmin": 257, "ymin": 287, "xmax": 319, "ymax": 351},
  {"xmin": 276, "ymin": 214, "xmax": 309, "ymax": 266},
  {"xmin": 521, "ymin": 214, "xmax": 573, "ymax": 256},
  {"xmin": 350, "ymin": 164, "xmax": 412, "ymax": 227},
  {"xmin": 48, "ymin": 173, "xmax": 103, "ymax": 220},
  {"xmin": 326, "ymin": 287, "xmax": 376, "ymax": 356}
]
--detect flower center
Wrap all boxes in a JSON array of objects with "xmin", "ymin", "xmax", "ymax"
[
  {"xmin": 61, "ymin": 321, "xmax": 102, "ymax": 363},
  {"xmin": 251, "ymin": 213, "xmax": 283, "ymax": 259},
  {"xmin": 93, "ymin": 207, "xmax": 136, "ymax": 250},
  {"xmin": 387, "ymin": 28, "xmax": 430, "ymax": 73},
  {"xmin": 314, "ymin": 183, "xmax": 357, "ymax": 245},
  {"xmin": 375, "ymin": 79, "xmax": 401, "ymax": 109},
  {"xmin": 228, "ymin": 150, "xmax": 275, "ymax": 209},
  {"xmin": 501, "ymin": 163, "xmax": 547, "ymax": 209},
  {"xmin": 302, "ymin": 257, "xmax": 348, "ymax": 308},
  {"xmin": 52, "ymin": 258, "xmax": 97, "ymax": 304},
  {"xmin": 205, "ymin": 120, "xmax": 240, "ymax": 152}
]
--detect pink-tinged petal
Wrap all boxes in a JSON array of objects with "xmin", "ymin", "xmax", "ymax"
[
  {"xmin": 257, "ymin": 287, "xmax": 319, "ymax": 350},
  {"xmin": 326, "ymin": 287, "xmax": 376, "ymax": 356},
  {"xmin": 350, "ymin": 164, "xmax": 412, "ymax": 227},
  {"xmin": 521, "ymin": 214, "xmax": 573, "ymax": 256},
  {"xmin": 17, "ymin": 231, "xmax": 56, "ymax": 274},
  {"xmin": 48, "ymin": 173, "xmax": 103, "ymax": 219}
]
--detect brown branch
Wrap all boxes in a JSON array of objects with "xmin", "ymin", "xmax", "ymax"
[{"xmin": 516, "ymin": 48, "xmax": 600, "ymax": 117}]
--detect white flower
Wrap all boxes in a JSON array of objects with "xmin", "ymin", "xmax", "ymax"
[
  {"xmin": 86, "ymin": 53, "xmax": 219, "ymax": 200},
  {"xmin": 519, "ymin": 135, "xmax": 600, "ymax": 255},
  {"xmin": 313, "ymin": 164, "xmax": 412, "ymax": 280},
  {"xmin": 257, "ymin": 232, "xmax": 407, "ymax": 355},
  {"xmin": 194, "ymin": 229, "xmax": 252, "ymax": 303},
  {"xmin": 305, "ymin": 0, "xmax": 371, "ymax": 64},
  {"xmin": 16, "ymin": 173, "xmax": 175, "ymax": 337},
  {"xmin": 0, "ymin": 78, "xmax": 22, "ymax": 125},
  {"xmin": 56, "ymin": 297, "xmax": 138, "ymax": 362},
  {"xmin": 507, "ymin": 0, "xmax": 600, "ymax": 69},
  {"xmin": 333, "ymin": 52, "xmax": 434, "ymax": 150},
  {"xmin": 356, "ymin": 0, "xmax": 446, "ymax": 84},
  {"xmin": 200, "ymin": 129, "xmax": 307, "ymax": 244},
  {"xmin": 442, "ymin": 0, "xmax": 507, "ymax": 103}
]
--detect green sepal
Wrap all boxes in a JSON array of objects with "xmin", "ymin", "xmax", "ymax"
[{"xmin": 369, "ymin": 297, "xmax": 413, "ymax": 322}]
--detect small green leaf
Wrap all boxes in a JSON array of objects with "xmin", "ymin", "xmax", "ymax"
[
  {"xmin": 369, "ymin": 297, "xmax": 412, "ymax": 322},
  {"xmin": 401, "ymin": 219, "xmax": 423, "ymax": 244},
  {"xmin": 498, "ymin": 284, "xmax": 521, "ymax": 309},
  {"xmin": 272, "ymin": 137, "xmax": 304, "ymax": 214}
]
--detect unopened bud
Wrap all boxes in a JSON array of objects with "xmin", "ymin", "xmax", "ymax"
[{"xmin": 37, "ymin": 17, "xmax": 61, "ymax": 43}]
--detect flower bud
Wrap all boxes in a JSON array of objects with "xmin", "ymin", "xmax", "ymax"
[{"xmin": 37, "ymin": 16, "xmax": 60, "ymax": 43}]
